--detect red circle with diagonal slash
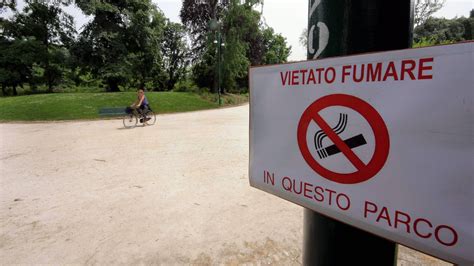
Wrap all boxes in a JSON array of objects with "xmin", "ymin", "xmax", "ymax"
[{"xmin": 297, "ymin": 94, "xmax": 389, "ymax": 184}]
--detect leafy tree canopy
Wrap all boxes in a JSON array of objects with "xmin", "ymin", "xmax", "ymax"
[
  {"xmin": 75, "ymin": 0, "xmax": 166, "ymax": 91},
  {"xmin": 161, "ymin": 21, "xmax": 190, "ymax": 91},
  {"xmin": 1, "ymin": 1, "xmax": 75, "ymax": 93},
  {"xmin": 415, "ymin": 0, "xmax": 446, "ymax": 27},
  {"xmin": 182, "ymin": 0, "xmax": 291, "ymax": 92},
  {"xmin": 414, "ymin": 11, "xmax": 473, "ymax": 46}
]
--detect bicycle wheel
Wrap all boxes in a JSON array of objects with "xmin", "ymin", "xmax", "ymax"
[
  {"xmin": 123, "ymin": 114, "xmax": 137, "ymax": 128},
  {"xmin": 144, "ymin": 110, "xmax": 156, "ymax": 126}
]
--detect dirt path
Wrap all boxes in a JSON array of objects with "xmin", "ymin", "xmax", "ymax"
[{"xmin": 0, "ymin": 104, "xmax": 449, "ymax": 265}]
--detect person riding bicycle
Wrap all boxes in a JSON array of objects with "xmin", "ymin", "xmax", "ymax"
[
  {"xmin": 126, "ymin": 88, "xmax": 151, "ymax": 123},
  {"xmin": 132, "ymin": 88, "xmax": 149, "ymax": 113}
]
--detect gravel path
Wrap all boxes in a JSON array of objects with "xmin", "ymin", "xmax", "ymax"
[{"xmin": 0, "ymin": 104, "xmax": 449, "ymax": 265}]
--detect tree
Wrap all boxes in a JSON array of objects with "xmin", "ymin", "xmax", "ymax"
[
  {"xmin": 161, "ymin": 21, "xmax": 190, "ymax": 91},
  {"xmin": 221, "ymin": 27, "xmax": 250, "ymax": 91},
  {"xmin": 458, "ymin": 9, "xmax": 474, "ymax": 40},
  {"xmin": 415, "ymin": 0, "xmax": 446, "ymax": 27},
  {"xmin": 0, "ymin": 0, "xmax": 16, "ymax": 14},
  {"xmin": 0, "ymin": 1, "xmax": 74, "ymax": 94},
  {"xmin": 414, "ymin": 15, "xmax": 473, "ymax": 46},
  {"xmin": 75, "ymin": 0, "xmax": 164, "ymax": 92},
  {"xmin": 299, "ymin": 27, "xmax": 307, "ymax": 51},
  {"xmin": 262, "ymin": 27, "xmax": 291, "ymax": 65},
  {"xmin": 180, "ymin": 0, "xmax": 226, "ymax": 60},
  {"xmin": 191, "ymin": 50, "xmax": 216, "ymax": 90},
  {"xmin": 0, "ymin": 37, "xmax": 44, "ymax": 95},
  {"xmin": 181, "ymin": 0, "xmax": 290, "ymax": 93},
  {"xmin": 220, "ymin": 1, "xmax": 290, "ymax": 90},
  {"xmin": 9, "ymin": 2, "xmax": 75, "ymax": 92},
  {"xmin": 220, "ymin": 1, "xmax": 259, "ymax": 91},
  {"xmin": 126, "ymin": 8, "xmax": 167, "ymax": 90}
]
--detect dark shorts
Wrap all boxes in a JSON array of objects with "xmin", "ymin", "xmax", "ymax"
[
  {"xmin": 139, "ymin": 104, "xmax": 149, "ymax": 113},
  {"xmin": 125, "ymin": 105, "xmax": 149, "ymax": 115}
]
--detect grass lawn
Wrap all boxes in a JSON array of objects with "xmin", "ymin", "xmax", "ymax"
[{"xmin": 0, "ymin": 92, "xmax": 245, "ymax": 121}]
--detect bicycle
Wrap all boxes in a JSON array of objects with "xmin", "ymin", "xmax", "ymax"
[{"xmin": 123, "ymin": 106, "xmax": 156, "ymax": 128}]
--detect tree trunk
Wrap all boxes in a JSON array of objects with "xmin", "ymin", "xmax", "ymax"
[
  {"xmin": 156, "ymin": 79, "xmax": 166, "ymax": 92},
  {"xmin": 20, "ymin": 84, "xmax": 25, "ymax": 95},
  {"xmin": 166, "ymin": 78, "xmax": 174, "ymax": 91},
  {"xmin": 12, "ymin": 84, "xmax": 18, "ymax": 96},
  {"xmin": 107, "ymin": 79, "xmax": 120, "ymax": 92},
  {"xmin": 46, "ymin": 70, "xmax": 53, "ymax": 92},
  {"xmin": 30, "ymin": 83, "xmax": 37, "ymax": 93},
  {"xmin": 1, "ymin": 84, "xmax": 6, "ymax": 96},
  {"xmin": 47, "ymin": 77, "xmax": 53, "ymax": 93},
  {"xmin": 167, "ymin": 69, "xmax": 175, "ymax": 91},
  {"xmin": 45, "ymin": 41, "xmax": 53, "ymax": 93},
  {"xmin": 45, "ymin": 60, "xmax": 53, "ymax": 93}
]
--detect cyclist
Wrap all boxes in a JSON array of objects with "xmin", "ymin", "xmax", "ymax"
[
  {"xmin": 133, "ymin": 88, "xmax": 150, "ymax": 112},
  {"xmin": 126, "ymin": 88, "xmax": 151, "ymax": 123}
]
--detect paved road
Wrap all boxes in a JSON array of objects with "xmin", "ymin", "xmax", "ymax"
[{"xmin": 0, "ymin": 104, "xmax": 449, "ymax": 265}]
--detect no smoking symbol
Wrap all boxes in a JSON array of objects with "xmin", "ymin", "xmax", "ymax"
[{"xmin": 297, "ymin": 94, "xmax": 390, "ymax": 184}]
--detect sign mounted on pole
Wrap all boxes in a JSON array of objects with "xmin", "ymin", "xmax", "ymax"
[{"xmin": 249, "ymin": 43, "xmax": 473, "ymax": 265}]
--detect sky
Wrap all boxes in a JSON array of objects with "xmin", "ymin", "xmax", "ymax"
[{"xmin": 2, "ymin": 0, "xmax": 473, "ymax": 61}]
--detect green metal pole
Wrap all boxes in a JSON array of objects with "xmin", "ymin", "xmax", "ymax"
[
  {"xmin": 213, "ymin": 29, "xmax": 219, "ymax": 99},
  {"xmin": 304, "ymin": 0, "xmax": 414, "ymax": 265},
  {"xmin": 218, "ymin": 28, "xmax": 222, "ymax": 106}
]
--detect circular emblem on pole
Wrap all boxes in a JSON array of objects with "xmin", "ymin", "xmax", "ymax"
[{"xmin": 297, "ymin": 94, "xmax": 390, "ymax": 184}]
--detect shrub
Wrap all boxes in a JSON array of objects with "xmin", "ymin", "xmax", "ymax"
[{"xmin": 173, "ymin": 79, "xmax": 200, "ymax": 93}]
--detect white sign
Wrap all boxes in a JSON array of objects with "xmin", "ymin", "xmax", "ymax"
[{"xmin": 249, "ymin": 43, "xmax": 473, "ymax": 265}]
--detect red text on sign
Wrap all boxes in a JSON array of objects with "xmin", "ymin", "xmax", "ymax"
[
  {"xmin": 280, "ymin": 67, "xmax": 336, "ymax": 86},
  {"xmin": 281, "ymin": 176, "xmax": 351, "ymax": 211},
  {"xmin": 279, "ymin": 57, "xmax": 434, "ymax": 86},
  {"xmin": 364, "ymin": 201, "xmax": 458, "ymax": 247},
  {"xmin": 341, "ymin": 57, "xmax": 434, "ymax": 83}
]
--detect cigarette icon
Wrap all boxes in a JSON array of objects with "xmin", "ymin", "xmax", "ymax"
[{"xmin": 314, "ymin": 113, "xmax": 367, "ymax": 159}]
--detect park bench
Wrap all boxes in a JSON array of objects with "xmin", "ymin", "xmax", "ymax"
[{"xmin": 98, "ymin": 107, "xmax": 127, "ymax": 117}]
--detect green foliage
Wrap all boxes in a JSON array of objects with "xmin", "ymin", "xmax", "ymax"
[
  {"xmin": 127, "ymin": 7, "xmax": 167, "ymax": 90},
  {"xmin": 458, "ymin": 12, "xmax": 474, "ymax": 40},
  {"xmin": 262, "ymin": 28, "xmax": 291, "ymax": 65},
  {"xmin": 198, "ymin": 92, "xmax": 248, "ymax": 106},
  {"xmin": 220, "ymin": 2, "xmax": 255, "ymax": 91},
  {"xmin": 18, "ymin": 3, "xmax": 75, "ymax": 48},
  {"xmin": 161, "ymin": 21, "xmax": 190, "ymax": 91},
  {"xmin": 220, "ymin": 93, "xmax": 248, "ymax": 106},
  {"xmin": 414, "ymin": 14, "xmax": 473, "ymax": 47},
  {"xmin": 0, "ymin": 37, "xmax": 44, "ymax": 96},
  {"xmin": 412, "ymin": 37, "xmax": 453, "ymax": 48},
  {"xmin": 180, "ymin": 0, "xmax": 226, "ymax": 59},
  {"xmin": 221, "ymin": 31, "xmax": 250, "ymax": 91},
  {"xmin": 191, "ymin": 49, "xmax": 216, "ymax": 90},
  {"xmin": 75, "ymin": 0, "xmax": 165, "ymax": 92},
  {"xmin": 0, "ymin": 2, "xmax": 75, "ymax": 94},
  {"xmin": 181, "ymin": 0, "xmax": 290, "ymax": 93},
  {"xmin": 1, "ymin": 0, "xmax": 289, "ymax": 99},
  {"xmin": 173, "ymin": 79, "xmax": 200, "ymax": 93},
  {"xmin": 71, "ymin": 2, "xmax": 191, "ymax": 93},
  {"xmin": 18, "ymin": 2, "xmax": 75, "ymax": 92}
]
